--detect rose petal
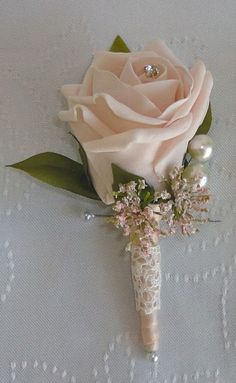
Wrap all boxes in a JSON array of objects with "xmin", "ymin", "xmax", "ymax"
[
  {"xmin": 82, "ymin": 93, "xmax": 167, "ymax": 132},
  {"xmin": 92, "ymin": 68, "xmax": 161, "ymax": 117},
  {"xmin": 83, "ymin": 114, "xmax": 192, "ymax": 204},
  {"xmin": 79, "ymin": 67, "xmax": 94, "ymax": 96},
  {"xmin": 61, "ymin": 84, "xmax": 81, "ymax": 98},
  {"xmin": 59, "ymin": 108, "xmax": 78, "ymax": 122},
  {"xmin": 83, "ymin": 113, "xmax": 192, "ymax": 152},
  {"xmin": 60, "ymin": 90, "xmax": 114, "ymax": 138},
  {"xmin": 72, "ymin": 104, "xmax": 114, "ymax": 138},
  {"xmin": 86, "ymin": 153, "xmax": 114, "ymax": 204},
  {"xmin": 59, "ymin": 95, "xmax": 94, "ymax": 120},
  {"xmin": 144, "ymin": 39, "xmax": 184, "ymax": 67},
  {"xmin": 177, "ymin": 65, "xmax": 192, "ymax": 98},
  {"xmin": 135, "ymin": 79, "xmax": 180, "ymax": 112},
  {"xmin": 152, "ymin": 126, "xmax": 192, "ymax": 177},
  {"xmin": 92, "ymin": 51, "xmax": 131, "ymax": 76},
  {"xmin": 161, "ymin": 61, "xmax": 205, "ymax": 121},
  {"xmin": 70, "ymin": 119, "xmax": 101, "ymax": 142},
  {"xmin": 62, "ymin": 92, "xmax": 167, "ymax": 133},
  {"xmin": 119, "ymin": 59, "xmax": 141, "ymax": 85},
  {"xmin": 185, "ymin": 70, "xmax": 213, "ymax": 138},
  {"xmin": 153, "ymin": 70, "xmax": 213, "ymax": 176}
]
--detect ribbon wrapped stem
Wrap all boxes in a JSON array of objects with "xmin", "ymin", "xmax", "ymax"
[{"xmin": 131, "ymin": 243, "xmax": 161, "ymax": 352}]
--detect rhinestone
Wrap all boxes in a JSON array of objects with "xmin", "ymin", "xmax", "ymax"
[{"xmin": 144, "ymin": 64, "xmax": 160, "ymax": 79}]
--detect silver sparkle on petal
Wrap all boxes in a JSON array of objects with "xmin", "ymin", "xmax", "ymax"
[{"xmin": 144, "ymin": 64, "xmax": 160, "ymax": 79}]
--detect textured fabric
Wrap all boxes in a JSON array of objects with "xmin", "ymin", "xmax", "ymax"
[{"xmin": 0, "ymin": 1, "xmax": 236, "ymax": 382}]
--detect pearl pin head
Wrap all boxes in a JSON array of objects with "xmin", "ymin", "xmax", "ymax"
[
  {"xmin": 146, "ymin": 351, "xmax": 159, "ymax": 362},
  {"xmin": 144, "ymin": 64, "xmax": 160, "ymax": 79},
  {"xmin": 83, "ymin": 211, "xmax": 95, "ymax": 221},
  {"xmin": 188, "ymin": 134, "xmax": 214, "ymax": 163}
]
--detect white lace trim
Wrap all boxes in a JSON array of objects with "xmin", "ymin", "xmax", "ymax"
[{"xmin": 131, "ymin": 244, "xmax": 161, "ymax": 315}]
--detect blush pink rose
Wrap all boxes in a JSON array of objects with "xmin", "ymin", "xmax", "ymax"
[{"xmin": 59, "ymin": 39, "xmax": 213, "ymax": 204}]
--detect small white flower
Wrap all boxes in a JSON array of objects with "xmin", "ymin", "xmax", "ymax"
[
  {"xmin": 138, "ymin": 179, "xmax": 146, "ymax": 190},
  {"xmin": 160, "ymin": 190, "xmax": 171, "ymax": 200}
]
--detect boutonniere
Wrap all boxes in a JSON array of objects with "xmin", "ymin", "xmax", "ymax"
[{"xmin": 8, "ymin": 35, "xmax": 215, "ymax": 360}]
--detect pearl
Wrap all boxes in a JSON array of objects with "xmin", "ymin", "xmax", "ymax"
[
  {"xmin": 188, "ymin": 134, "xmax": 214, "ymax": 162},
  {"xmin": 144, "ymin": 64, "xmax": 160, "ymax": 79},
  {"xmin": 182, "ymin": 163, "xmax": 208, "ymax": 187}
]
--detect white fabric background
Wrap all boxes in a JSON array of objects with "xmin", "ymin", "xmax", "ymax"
[{"xmin": 0, "ymin": 1, "xmax": 236, "ymax": 382}]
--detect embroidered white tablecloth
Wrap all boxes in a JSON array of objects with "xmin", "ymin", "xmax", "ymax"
[{"xmin": 1, "ymin": 1, "xmax": 236, "ymax": 382}]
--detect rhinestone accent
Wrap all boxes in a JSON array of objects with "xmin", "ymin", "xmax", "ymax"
[{"xmin": 144, "ymin": 64, "xmax": 160, "ymax": 79}]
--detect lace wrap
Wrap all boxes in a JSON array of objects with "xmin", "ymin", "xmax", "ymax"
[{"xmin": 131, "ymin": 243, "xmax": 161, "ymax": 315}]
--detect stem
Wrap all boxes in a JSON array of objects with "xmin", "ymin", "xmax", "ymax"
[{"xmin": 192, "ymin": 218, "xmax": 221, "ymax": 223}]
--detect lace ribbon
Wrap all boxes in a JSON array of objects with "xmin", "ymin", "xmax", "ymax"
[{"xmin": 131, "ymin": 243, "xmax": 161, "ymax": 315}]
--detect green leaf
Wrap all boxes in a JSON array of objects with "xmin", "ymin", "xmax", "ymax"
[
  {"xmin": 112, "ymin": 164, "xmax": 155, "ymax": 208},
  {"xmin": 182, "ymin": 152, "xmax": 192, "ymax": 168},
  {"xmin": 142, "ymin": 191, "xmax": 152, "ymax": 207},
  {"xmin": 7, "ymin": 152, "xmax": 101, "ymax": 200},
  {"xmin": 78, "ymin": 143, "xmax": 89, "ymax": 179},
  {"xmin": 69, "ymin": 132, "xmax": 93, "ymax": 187},
  {"xmin": 112, "ymin": 162, "xmax": 154, "ymax": 189},
  {"xmin": 195, "ymin": 104, "xmax": 212, "ymax": 135},
  {"xmin": 109, "ymin": 35, "xmax": 130, "ymax": 53},
  {"xmin": 112, "ymin": 163, "xmax": 145, "ymax": 191}
]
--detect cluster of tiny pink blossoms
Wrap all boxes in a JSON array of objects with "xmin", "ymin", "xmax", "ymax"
[
  {"xmin": 109, "ymin": 167, "xmax": 211, "ymax": 253},
  {"xmin": 161, "ymin": 166, "xmax": 211, "ymax": 236},
  {"xmin": 109, "ymin": 179, "xmax": 162, "ymax": 254}
]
